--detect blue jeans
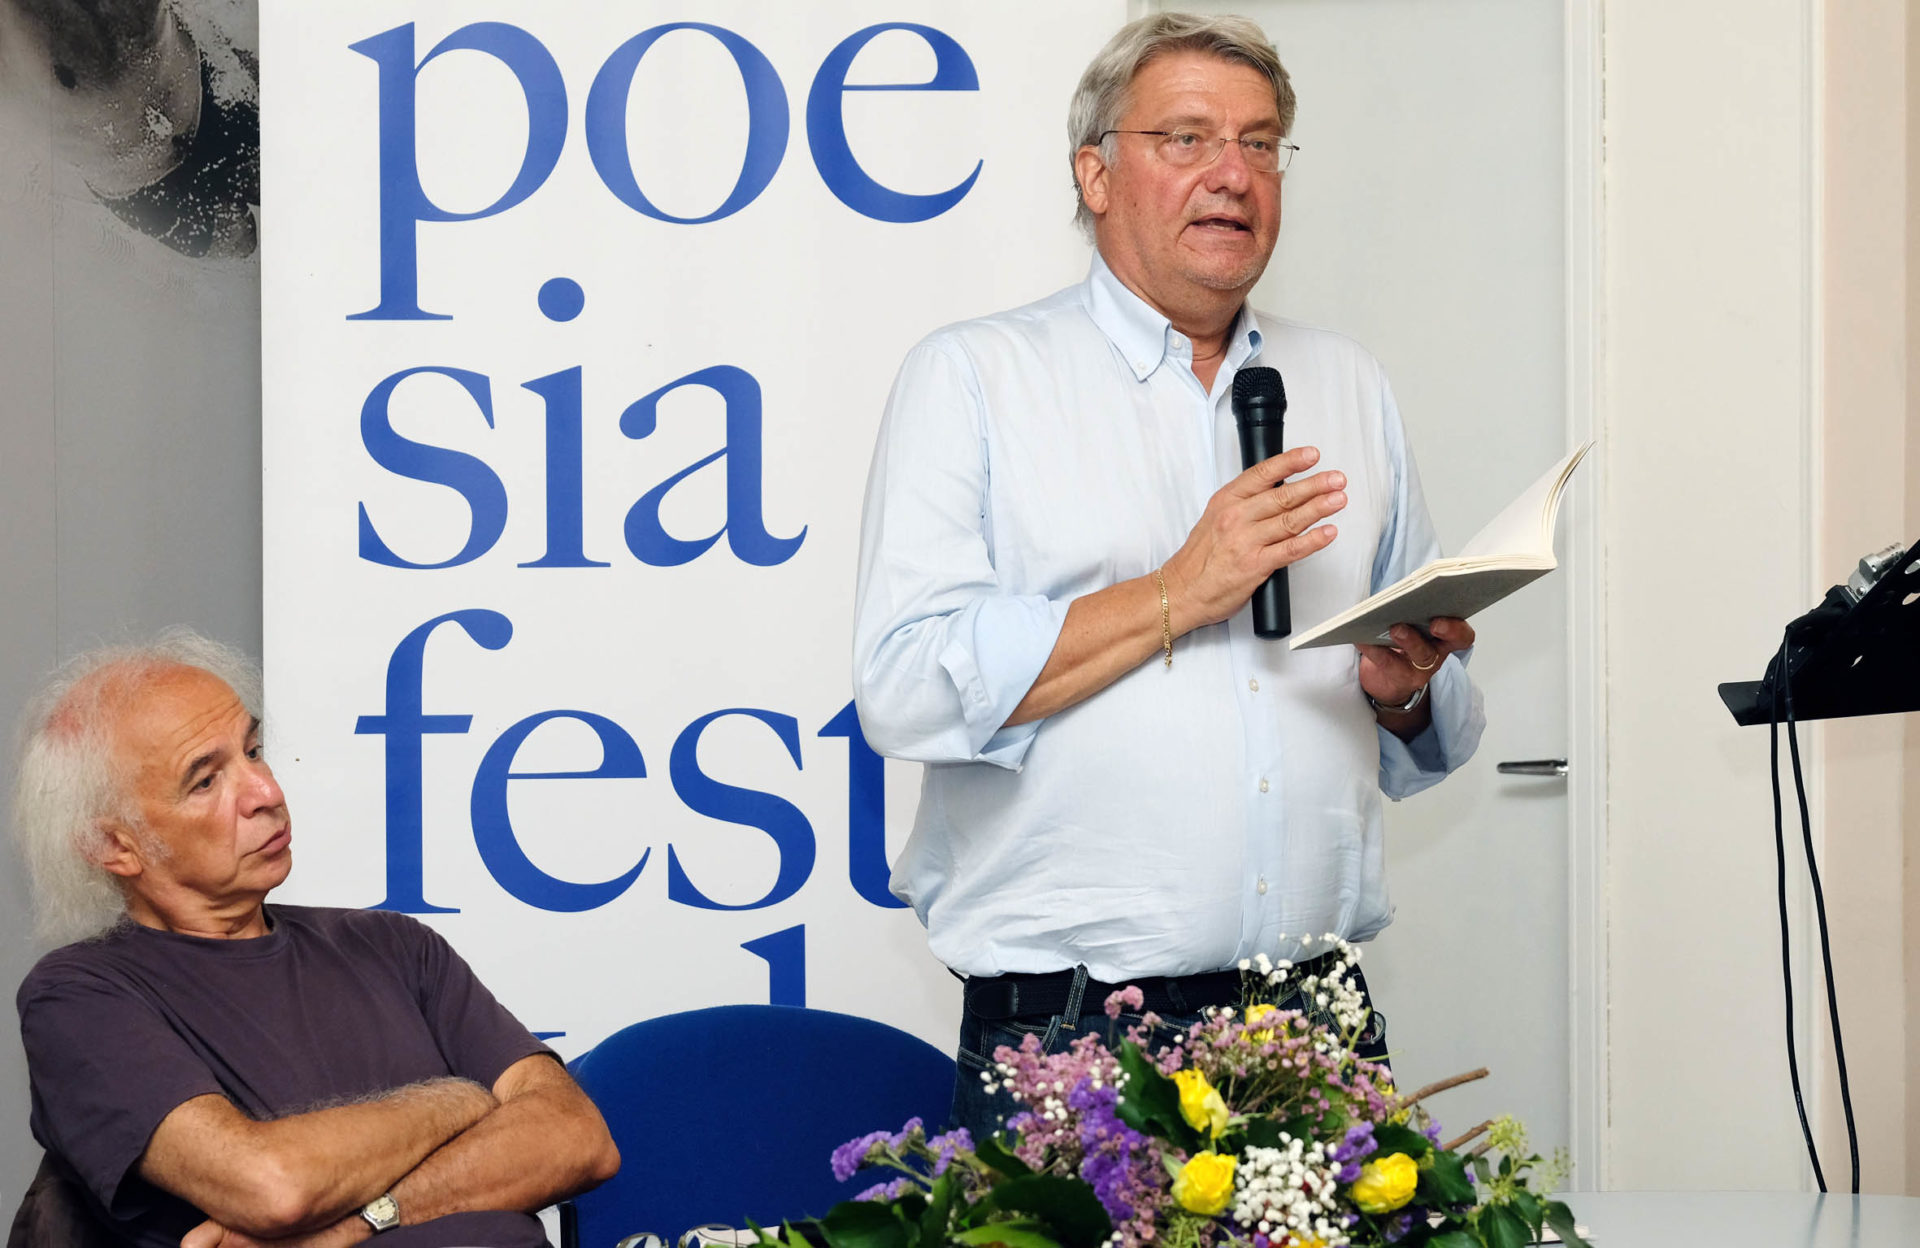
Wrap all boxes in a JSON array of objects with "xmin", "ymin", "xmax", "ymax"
[{"xmin": 949, "ymin": 964, "xmax": 1390, "ymax": 1142}]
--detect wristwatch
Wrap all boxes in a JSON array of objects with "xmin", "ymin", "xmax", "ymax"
[
  {"xmin": 359, "ymin": 1193, "xmax": 400, "ymax": 1234},
  {"xmin": 1365, "ymin": 684, "xmax": 1427, "ymax": 715}
]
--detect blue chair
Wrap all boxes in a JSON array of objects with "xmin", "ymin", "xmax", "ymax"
[{"xmin": 561, "ymin": 1004, "xmax": 956, "ymax": 1248}]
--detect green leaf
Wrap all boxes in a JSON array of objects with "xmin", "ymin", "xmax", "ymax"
[
  {"xmin": 819, "ymin": 1201, "xmax": 911, "ymax": 1248},
  {"xmin": 975, "ymin": 1175, "xmax": 1114, "ymax": 1248},
  {"xmin": 1418, "ymin": 1150, "xmax": 1477, "ymax": 1206},
  {"xmin": 1236, "ymin": 1117, "xmax": 1285, "ymax": 1150},
  {"xmin": 770, "ymin": 1219, "xmax": 842, "ymax": 1248},
  {"xmin": 1426, "ymin": 1233, "xmax": 1478, "ymax": 1248},
  {"xmin": 917, "ymin": 1175, "xmax": 955, "ymax": 1248},
  {"xmin": 1544, "ymin": 1200, "xmax": 1593, "ymax": 1248},
  {"xmin": 1112, "ymin": 1041, "xmax": 1203, "ymax": 1151},
  {"xmin": 1471, "ymin": 1157, "xmax": 1493, "ymax": 1186},
  {"xmin": 974, "ymin": 1136, "xmax": 1034, "ymax": 1179},
  {"xmin": 1482, "ymin": 1205, "xmax": 1531, "ymax": 1248},
  {"xmin": 1509, "ymin": 1189, "xmax": 1542, "ymax": 1234},
  {"xmin": 950, "ymin": 1221, "xmax": 1064, "ymax": 1248},
  {"xmin": 1371, "ymin": 1122, "xmax": 1434, "ymax": 1159}
]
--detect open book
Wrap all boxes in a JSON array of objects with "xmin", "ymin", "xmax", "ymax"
[{"xmin": 1289, "ymin": 441, "xmax": 1594, "ymax": 650}]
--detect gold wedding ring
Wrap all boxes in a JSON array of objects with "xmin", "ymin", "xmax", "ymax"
[{"xmin": 1412, "ymin": 654, "xmax": 1438, "ymax": 672}]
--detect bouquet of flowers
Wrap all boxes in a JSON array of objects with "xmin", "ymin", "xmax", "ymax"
[{"xmin": 767, "ymin": 939, "xmax": 1587, "ymax": 1248}]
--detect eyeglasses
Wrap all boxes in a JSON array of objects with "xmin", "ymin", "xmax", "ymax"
[{"xmin": 1099, "ymin": 129, "xmax": 1299, "ymax": 173}]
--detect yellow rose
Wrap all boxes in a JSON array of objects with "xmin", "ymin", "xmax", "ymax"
[
  {"xmin": 1350, "ymin": 1153, "xmax": 1419, "ymax": 1214},
  {"xmin": 1171, "ymin": 1151, "xmax": 1237, "ymax": 1216},
  {"xmin": 1171, "ymin": 1069, "xmax": 1229, "ymax": 1138},
  {"xmin": 1244, "ymin": 1003, "xmax": 1278, "ymax": 1045}
]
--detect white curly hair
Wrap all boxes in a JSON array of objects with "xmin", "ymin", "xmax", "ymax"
[{"xmin": 11, "ymin": 629, "xmax": 262, "ymax": 945}]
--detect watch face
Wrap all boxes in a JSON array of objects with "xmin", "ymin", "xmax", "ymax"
[{"xmin": 362, "ymin": 1195, "xmax": 400, "ymax": 1230}]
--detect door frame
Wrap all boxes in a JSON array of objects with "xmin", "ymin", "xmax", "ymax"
[{"xmin": 1563, "ymin": 0, "xmax": 1607, "ymax": 1192}]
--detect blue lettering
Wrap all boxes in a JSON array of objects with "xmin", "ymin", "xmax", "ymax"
[
  {"xmin": 584, "ymin": 24, "xmax": 789, "ymax": 224},
  {"xmin": 519, "ymin": 367, "xmax": 610, "ymax": 568},
  {"xmin": 355, "ymin": 609, "xmax": 514, "ymax": 912},
  {"xmin": 817, "ymin": 700, "xmax": 906, "ymax": 908},
  {"xmin": 666, "ymin": 709, "xmax": 815, "ymax": 910},
  {"xmin": 742, "ymin": 925, "xmax": 806, "ymax": 1006},
  {"xmin": 806, "ymin": 24, "xmax": 982, "ymax": 223},
  {"xmin": 470, "ymin": 710, "xmax": 649, "ymax": 912},
  {"xmin": 620, "ymin": 366, "xmax": 806, "ymax": 566},
  {"xmin": 348, "ymin": 22, "xmax": 568, "ymax": 320},
  {"xmin": 358, "ymin": 366, "xmax": 509, "ymax": 569}
]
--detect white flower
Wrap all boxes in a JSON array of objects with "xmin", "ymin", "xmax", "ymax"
[{"xmin": 1231, "ymin": 1137, "xmax": 1348, "ymax": 1246}]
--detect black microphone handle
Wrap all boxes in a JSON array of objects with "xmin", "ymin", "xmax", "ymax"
[{"xmin": 1238, "ymin": 420, "xmax": 1292, "ymax": 638}]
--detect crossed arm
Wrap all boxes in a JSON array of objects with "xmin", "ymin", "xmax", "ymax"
[{"xmin": 141, "ymin": 1054, "xmax": 619, "ymax": 1247}]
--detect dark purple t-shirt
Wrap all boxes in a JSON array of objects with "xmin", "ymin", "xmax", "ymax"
[{"xmin": 16, "ymin": 905, "xmax": 555, "ymax": 1248}]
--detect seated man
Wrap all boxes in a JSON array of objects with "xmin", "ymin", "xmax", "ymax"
[{"xmin": 11, "ymin": 631, "xmax": 619, "ymax": 1247}]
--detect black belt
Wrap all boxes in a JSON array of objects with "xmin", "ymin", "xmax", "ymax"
[{"xmin": 963, "ymin": 950, "xmax": 1347, "ymax": 1022}]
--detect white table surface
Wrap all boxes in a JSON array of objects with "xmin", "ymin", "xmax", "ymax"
[{"xmin": 1566, "ymin": 1191, "xmax": 1920, "ymax": 1246}]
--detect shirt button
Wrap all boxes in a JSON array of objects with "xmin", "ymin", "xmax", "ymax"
[
  {"xmin": 1248, "ymin": 678, "xmax": 1260, "ymax": 692},
  {"xmin": 1257, "ymin": 877, "xmax": 1269, "ymax": 895},
  {"xmin": 1258, "ymin": 778, "xmax": 1270, "ymax": 793}
]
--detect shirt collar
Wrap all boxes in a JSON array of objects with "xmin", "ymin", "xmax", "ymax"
[{"xmin": 1083, "ymin": 249, "xmax": 1264, "ymax": 382}]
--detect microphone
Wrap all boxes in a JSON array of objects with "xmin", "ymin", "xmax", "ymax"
[{"xmin": 1232, "ymin": 366, "xmax": 1291, "ymax": 638}]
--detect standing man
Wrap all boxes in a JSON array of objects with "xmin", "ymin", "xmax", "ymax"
[{"xmin": 850, "ymin": 13, "xmax": 1484, "ymax": 1137}]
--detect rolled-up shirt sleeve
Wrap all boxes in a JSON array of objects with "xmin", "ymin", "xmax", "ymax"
[
  {"xmin": 853, "ymin": 338, "xmax": 1068, "ymax": 769},
  {"xmin": 1367, "ymin": 373, "xmax": 1486, "ymax": 798}
]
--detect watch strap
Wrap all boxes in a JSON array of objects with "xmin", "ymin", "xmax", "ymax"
[{"xmin": 1366, "ymin": 683, "xmax": 1427, "ymax": 715}]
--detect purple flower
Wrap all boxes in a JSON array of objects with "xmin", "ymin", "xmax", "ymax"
[
  {"xmin": 1422, "ymin": 1118, "xmax": 1443, "ymax": 1143},
  {"xmin": 1061, "ymin": 1075, "xmax": 1157, "ymax": 1225},
  {"xmin": 1383, "ymin": 1211, "xmax": 1417, "ymax": 1243},
  {"xmin": 928, "ymin": 1127, "xmax": 973, "ymax": 1176},
  {"xmin": 1331, "ymin": 1121, "xmax": 1377, "ymax": 1166},
  {"xmin": 1105, "ymin": 986, "xmax": 1145, "ymax": 1019},
  {"xmin": 830, "ymin": 1129, "xmax": 892, "ymax": 1182},
  {"xmin": 853, "ymin": 1178, "xmax": 915, "ymax": 1202}
]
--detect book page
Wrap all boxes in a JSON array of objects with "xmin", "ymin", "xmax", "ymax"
[
  {"xmin": 1456, "ymin": 442, "xmax": 1592, "ymax": 561},
  {"xmin": 1291, "ymin": 565, "xmax": 1551, "ymax": 648}
]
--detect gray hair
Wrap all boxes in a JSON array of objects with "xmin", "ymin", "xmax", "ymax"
[
  {"xmin": 10, "ymin": 629, "xmax": 262, "ymax": 945},
  {"xmin": 1068, "ymin": 12, "xmax": 1296, "ymax": 236}
]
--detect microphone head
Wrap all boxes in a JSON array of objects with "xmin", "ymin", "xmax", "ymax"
[{"xmin": 1231, "ymin": 366, "xmax": 1287, "ymax": 423}]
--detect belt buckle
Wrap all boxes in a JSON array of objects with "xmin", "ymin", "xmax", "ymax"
[{"xmin": 966, "ymin": 978, "xmax": 1021, "ymax": 1021}]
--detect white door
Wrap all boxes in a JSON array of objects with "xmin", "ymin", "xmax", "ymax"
[{"xmin": 1182, "ymin": 0, "xmax": 1575, "ymax": 1165}]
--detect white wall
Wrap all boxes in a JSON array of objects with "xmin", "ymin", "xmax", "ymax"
[
  {"xmin": 1909, "ymin": 0, "xmax": 1920, "ymax": 1199},
  {"xmin": 1604, "ymin": 0, "xmax": 1920, "ymax": 1195},
  {"xmin": 1815, "ymin": 0, "xmax": 1909, "ymax": 1196},
  {"xmin": 1601, "ymin": 0, "xmax": 1823, "ymax": 1190}
]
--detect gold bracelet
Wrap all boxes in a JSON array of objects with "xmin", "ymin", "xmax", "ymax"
[{"xmin": 1153, "ymin": 568, "xmax": 1173, "ymax": 668}]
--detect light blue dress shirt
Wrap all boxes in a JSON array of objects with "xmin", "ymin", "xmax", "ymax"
[{"xmin": 852, "ymin": 254, "xmax": 1485, "ymax": 981}]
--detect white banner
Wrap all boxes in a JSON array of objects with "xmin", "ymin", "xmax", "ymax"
[{"xmin": 262, "ymin": 0, "xmax": 1122, "ymax": 1057}]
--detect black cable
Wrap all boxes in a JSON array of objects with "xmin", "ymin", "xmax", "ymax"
[
  {"xmin": 1782, "ymin": 649, "xmax": 1861, "ymax": 1193},
  {"xmin": 1769, "ymin": 645, "xmax": 1825, "ymax": 1191}
]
